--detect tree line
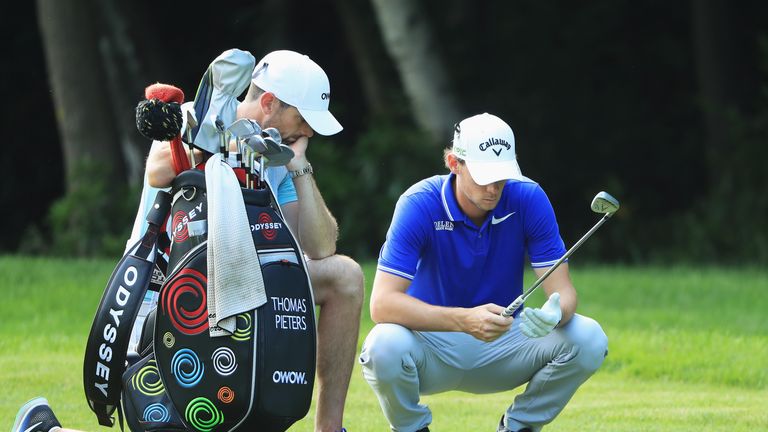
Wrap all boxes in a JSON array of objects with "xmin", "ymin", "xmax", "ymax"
[{"xmin": 4, "ymin": 0, "xmax": 767, "ymax": 264}]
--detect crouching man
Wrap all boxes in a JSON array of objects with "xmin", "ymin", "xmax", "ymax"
[{"xmin": 359, "ymin": 113, "xmax": 608, "ymax": 432}]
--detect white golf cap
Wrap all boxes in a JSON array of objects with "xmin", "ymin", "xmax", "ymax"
[
  {"xmin": 452, "ymin": 113, "xmax": 523, "ymax": 185},
  {"xmin": 251, "ymin": 50, "xmax": 343, "ymax": 136}
]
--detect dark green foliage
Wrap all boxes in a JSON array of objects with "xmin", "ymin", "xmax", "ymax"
[
  {"xmin": 21, "ymin": 160, "xmax": 137, "ymax": 257},
  {"xmin": 671, "ymin": 96, "xmax": 768, "ymax": 263},
  {"xmin": 8, "ymin": 0, "xmax": 768, "ymax": 263},
  {"xmin": 311, "ymin": 113, "xmax": 442, "ymax": 258}
]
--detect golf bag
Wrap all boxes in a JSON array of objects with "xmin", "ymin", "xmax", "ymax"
[
  {"xmin": 83, "ymin": 190, "xmax": 172, "ymax": 427},
  {"xmin": 86, "ymin": 47, "xmax": 316, "ymax": 431},
  {"xmin": 85, "ymin": 168, "xmax": 318, "ymax": 432}
]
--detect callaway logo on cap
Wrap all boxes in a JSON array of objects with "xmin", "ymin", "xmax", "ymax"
[
  {"xmin": 252, "ymin": 50, "xmax": 343, "ymax": 136},
  {"xmin": 452, "ymin": 113, "xmax": 523, "ymax": 185}
]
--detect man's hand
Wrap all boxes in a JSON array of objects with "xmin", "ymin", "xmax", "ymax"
[
  {"xmin": 461, "ymin": 304, "xmax": 514, "ymax": 342},
  {"xmin": 286, "ymin": 135, "xmax": 309, "ymax": 171},
  {"xmin": 519, "ymin": 292, "xmax": 562, "ymax": 338}
]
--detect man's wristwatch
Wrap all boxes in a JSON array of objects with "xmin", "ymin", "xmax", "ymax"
[{"xmin": 289, "ymin": 163, "xmax": 313, "ymax": 179}]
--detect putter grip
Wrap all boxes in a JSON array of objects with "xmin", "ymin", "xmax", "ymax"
[{"xmin": 502, "ymin": 296, "xmax": 524, "ymax": 317}]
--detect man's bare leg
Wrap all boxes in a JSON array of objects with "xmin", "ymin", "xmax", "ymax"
[{"xmin": 307, "ymin": 255, "xmax": 364, "ymax": 432}]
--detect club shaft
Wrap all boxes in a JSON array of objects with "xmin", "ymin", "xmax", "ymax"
[
  {"xmin": 185, "ymin": 128, "xmax": 196, "ymax": 167},
  {"xmin": 501, "ymin": 212, "xmax": 613, "ymax": 317}
]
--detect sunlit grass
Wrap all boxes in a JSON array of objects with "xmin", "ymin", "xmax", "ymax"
[{"xmin": 1, "ymin": 257, "xmax": 766, "ymax": 431}]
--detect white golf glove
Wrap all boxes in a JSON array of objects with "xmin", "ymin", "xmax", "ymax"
[{"xmin": 519, "ymin": 292, "xmax": 562, "ymax": 338}]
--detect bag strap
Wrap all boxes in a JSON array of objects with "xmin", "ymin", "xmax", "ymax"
[{"xmin": 82, "ymin": 190, "xmax": 172, "ymax": 426}]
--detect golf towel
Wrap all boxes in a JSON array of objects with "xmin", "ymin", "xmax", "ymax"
[{"xmin": 205, "ymin": 155, "xmax": 267, "ymax": 336}]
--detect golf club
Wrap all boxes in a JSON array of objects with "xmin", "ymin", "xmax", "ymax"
[
  {"xmin": 500, "ymin": 191, "xmax": 620, "ymax": 317},
  {"xmin": 258, "ymin": 127, "xmax": 295, "ymax": 167},
  {"xmin": 250, "ymin": 152, "xmax": 258, "ymax": 189},
  {"xmin": 244, "ymin": 134, "xmax": 268, "ymax": 154},
  {"xmin": 228, "ymin": 118, "xmax": 262, "ymax": 138},
  {"xmin": 184, "ymin": 110, "xmax": 199, "ymax": 167},
  {"xmin": 264, "ymin": 144, "xmax": 295, "ymax": 167},
  {"xmin": 261, "ymin": 128, "xmax": 283, "ymax": 154},
  {"xmin": 214, "ymin": 115, "xmax": 228, "ymax": 161},
  {"xmin": 242, "ymin": 134, "xmax": 268, "ymax": 189}
]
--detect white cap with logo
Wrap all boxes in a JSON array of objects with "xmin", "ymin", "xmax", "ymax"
[
  {"xmin": 251, "ymin": 50, "xmax": 343, "ymax": 136},
  {"xmin": 452, "ymin": 113, "xmax": 523, "ymax": 185}
]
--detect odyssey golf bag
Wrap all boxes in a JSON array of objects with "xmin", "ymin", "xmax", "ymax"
[
  {"xmin": 121, "ymin": 169, "xmax": 317, "ymax": 432},
  {"xmin": 86, "ymin": 168, "xmax": 317, "ymax": 432},
  {"xmin": 84, "ymin": 48, "xmax": 317, "ymax": 432}
]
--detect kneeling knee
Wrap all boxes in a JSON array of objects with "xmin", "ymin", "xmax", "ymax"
[
  {"xmin": 567, "ymin": 316, "xmax": 609, "ymax": 372},
  {"xmin": 360, "ymin": 324, "xmax": 416, "ymax": 380}
]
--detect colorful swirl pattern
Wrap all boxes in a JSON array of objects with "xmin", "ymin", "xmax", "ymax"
[
  {"xmin": 131, "ymin": 360, "xmax": 164, "ymax": 396},
  {"xmin": 171, "ymin": 349, "xmax": 204, "ymax": 388},
  {"xmin": 185, "ymin": 397, "xmax": 224, "ymax": 432},
  {"xmin": 161, "ymin": 269, "xmax": 208, "ymax": 335},
  {"xmin": 231, "ymin": 313, "xmax": 252, "ymax": 341},
  {"xmin": 217, "ymin": 386, "xmax": 235, "ymax": 404},
  {"xmin": 143, "ymin": 403, "xmax": 171, "ymax": 423},
  {"xmin": 211, "ymin": 347, "xmax": 238, "ymax": 376}
]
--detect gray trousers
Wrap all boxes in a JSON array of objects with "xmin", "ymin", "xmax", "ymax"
[{"xmin": 359, "ymin": 314, "xmax": 608, "ymax": 432}]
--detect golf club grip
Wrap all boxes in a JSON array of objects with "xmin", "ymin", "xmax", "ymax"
[
  {"xmin": 169, "ymin": 136, "xmax": 191, "ymax": 174},
  {"xmin": 502, "ymin": 296, "xmax": 524, "ymax": 317}
]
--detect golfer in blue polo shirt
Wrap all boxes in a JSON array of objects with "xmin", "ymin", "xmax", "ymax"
[{"xmin": 360, "ymin": 113, "xmax": 608, "ymax": 432}]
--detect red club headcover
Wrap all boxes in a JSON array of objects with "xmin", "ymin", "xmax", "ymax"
[
  {"xmin": 145, "ymin": 83, "xmax": 184, "ymax": 104},
  {"xmin": 136, "ymin": 82, "xmax": 191, "ymax": 173}
]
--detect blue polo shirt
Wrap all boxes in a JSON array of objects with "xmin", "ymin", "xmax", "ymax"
[{"xmin": 378, "ymin": 173, "xmax": 566, "ymax": 309}]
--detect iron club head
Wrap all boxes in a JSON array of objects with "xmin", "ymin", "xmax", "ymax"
[
  {"xmin": 264, "ymin": 144, "xmax": 295, "ymax": 167},
  {"xmin": 591, "ymin": 191, "xmax": 620, "ymax": 214},
  {"xmin": 183, "ymin": 109, "xmax": 198, "ymax": 143},
  {"xmin": 261, "ymin": 127, "xmax": 282, "ymax": 144},
  {"xmin": 243, "ymin": 134, "xmax": 268, "ymax": 154},
  {"xmin": 227, "ymin": 118, "xmax": 262, "ymax": 138}
]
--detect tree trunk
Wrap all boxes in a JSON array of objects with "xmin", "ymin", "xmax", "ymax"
[
  {"xmin": 97, "ymin": 0, "xmax": 151, "ymax": 186},
  {"xmin": 334, "ymin": 0, "xmax": 392, "ymax": 116},
  {"xmin": 370, "ymin": 0, "xmax": 461, "ymax": 142},
  {"xmin": 36, "ymin": 0, "xmax": 126, "ymax": 192},
  {"xmin": 691, "ymin": 0, "xmax": 739, "ymax": 182}
]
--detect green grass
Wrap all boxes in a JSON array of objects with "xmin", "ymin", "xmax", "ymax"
[{"xmin": 2, "ymin": 256, "xmax": 767, "ymax": 431}]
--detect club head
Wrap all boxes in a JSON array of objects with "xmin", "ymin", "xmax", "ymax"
[
  {"xmin": 227, "ymin": 118, "xmax": 261, "ymax": 138},
  {"xmin": 262, "ymin": 127, "xmax": 282, "ymax": 144},
  {"xmin": 183, "ymin": 110, "xmax": 198, "ymax": 143},
  {"xmin": 185, "ymin": 110, "xmax": 198, "ymax": 128},
  {"xmin": 262, "ymin": 136, "xmax": 282, "ymax": 155},
  {"xmin": 214, "ymin": 115, "xmax": 225, "ymax": 132},
  {"xmin": 591, "ymin": 191, "xmax": 620, "ymax": 214},
  {"xmin": 264, "ymin": 144, "xmax": 295, "ymax": 167},
  {"xmin": 243, "ymin": 134, "xmax": 268, "ymax": 154}
]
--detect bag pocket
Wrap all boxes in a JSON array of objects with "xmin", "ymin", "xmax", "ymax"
[{"xmin": 122, "ymin": 352, "xmax": 185, "ymax": 432}]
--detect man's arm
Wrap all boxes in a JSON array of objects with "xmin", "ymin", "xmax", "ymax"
[
  {"xmin": 370, "ymin": 270, "xmax": 513, "ymax": 342},
  {"xmin": 146, "ymin": 140, "xmax": 206, "ymax": 188},
  {"xmin": 146, "ymin": 142, "xmax": 176, "ymax": 188},
  {"xmin": 536, "ymin": 262, "xmax": 577, "ymax": 326},
  {"xmin": 282, "ymin": 136, "xmax": 338, "ymax": 259}
]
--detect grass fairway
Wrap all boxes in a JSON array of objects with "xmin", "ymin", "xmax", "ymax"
[{"xmin": 2, "ymin": 256, "xmax": 766, "ymax": 431}]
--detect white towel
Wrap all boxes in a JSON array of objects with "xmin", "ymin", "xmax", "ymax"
[{"xmin": 205, "ymin": 156, "xmax": 266, "ymax": 337}]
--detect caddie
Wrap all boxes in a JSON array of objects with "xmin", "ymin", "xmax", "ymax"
[{"xmin": 12, "ymin": 50, "xmax": 363, "ymax": 432}]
